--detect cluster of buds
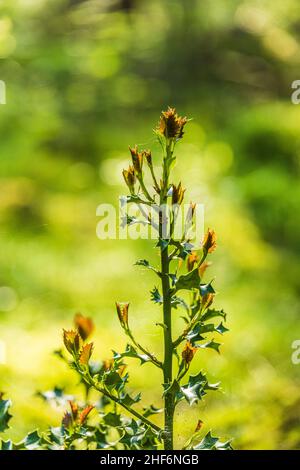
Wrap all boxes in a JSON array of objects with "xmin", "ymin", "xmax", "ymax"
[
  {"xmin": 62, "ymin": 401, "xmax": 94, "ymax": 431},
  {"xmin": 157, "ymin": 107, "xmax": 188, "ymax": 140},
  {"xmin": 63, "ymin": 314, "xmax": 95, "ymax": 366}
]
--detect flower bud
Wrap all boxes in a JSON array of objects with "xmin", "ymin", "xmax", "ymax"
[
  {"xmin": 142, "ymin": 149, "xmax": 152, "ymax": 166},
  {"xmin": 157, "ymin": 107, "xmax": 188, "ymax": 139},
  {"xmin": 201, "ymin": 293, "xmax": 214, "ymax": 309},
  {"xmin": 187, "ymin": 251, "xmax": 199, "ymax": 272},
  {"xmin": 122, "ymin": 165, "xmax": 136, "ymax": 194},
  {"xmin": 79, "ymin": 405, "xmax": 94, "ymax": 425},
  {"xmin": 129, "ymin": 146, "xmax": 143, "ymax": 175},
  {"xmin": 202, "ymin": 229, "xmax": 217, "ymax": 254},
  {"xmin": 74, "ymin": 313, "xmax": 94, "ymax": 341},
  {"xmin": 198, "ymin": 261, "xmax": 210, "ymax": 278},
  {"xmin": 182, "ymin": 341, "xmax": 197, "ymax": 365},
  {"xmin": 172, "ymin": 182, "xmax": 185, "ymax": 205},
  {"xmin": 63, "ymin": 329, "xmax": 82, "ymax": 356},
  {"xmin": 115, "ymin": 302, "xmax": 129, "ymax": 329}
]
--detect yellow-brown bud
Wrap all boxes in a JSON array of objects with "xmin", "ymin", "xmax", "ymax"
[
  {"xmin": 122, "ymin": 165, "xmax": 136, "ymax": 194},
  {"xmin": 182, "ymin": 341, "xmax": 197, "ymax": 365},
  {"xmin": 142, "ymin": 149, "xmax": 152, "ymax": 166},
  {"xmin": 202, "ymin": 229, "xmax": 217, "ymax": 254},
  {"xmin": 201, "ymin": 293, "xmax": 214, "ymax": 309},
  {"xmin": 74, "ymin": 313, "xmax": 94, "ymax": 341},
  {"xmin": 187, "ymin": 251, "xmax": 199, "ymax": 272},
  {"xmin": 157, "ymin": 107, "xmax": 188, "ymax": 139},
  {"xmin": 115, "ymin": 302, "xmax": 129, "ymax": 329},
  {"xmin": 172, "ymin": 182, "xmax": 185, "ymax": 205},
  {"xmin": 63, "ymin": 329, "xmax": 82, "ymax": 356},
  {"xmin": 129, "ymin": 146, "xmax": 143, "ymax": 175}
]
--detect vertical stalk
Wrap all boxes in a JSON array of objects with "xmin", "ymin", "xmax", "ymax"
[
  {"xmin": 160, "ymin": 140, "xmax": 175, "ymax": 450},
  {"xmin": 160, "ymin": 243, "xmax": 174, "ymax": 449}
]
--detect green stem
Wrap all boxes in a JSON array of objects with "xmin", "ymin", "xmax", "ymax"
[{"xmin": 160, "ymin": 141, "xmax": 175, "ymax": 450}]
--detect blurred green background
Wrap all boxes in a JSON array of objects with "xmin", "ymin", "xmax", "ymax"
[{"xmin": 0, "ymin": 0, "xmax": 300, "ymax": 449}]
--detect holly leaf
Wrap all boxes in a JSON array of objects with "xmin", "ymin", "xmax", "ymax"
[
  {"xmin": 22, "ymin": 430, "xmax": 42, "ymax": 450},
  {"xmin": 143, "ymin": 405, "xmax": 164, "ymax": 418},
  {"xmin": 199, "ymin": 282, "xmax": 215, "ymax": 296},
  {"xmin": 135, "ymin": 259, "xmax": 151, "ymax": 268},
  {"xmin": 171, "ymin": 296, "xmax": 189, "ymax": 312},
  {"xmin": 103, "ymin": 412, "xmax": 122, "ymax": 427},
  {"xmin": 215, "ymin": 322, "xmax": 229, "ymax": 335},
  {"xmin": 199, "ymin": 340, "xmax": 221, "ymax": 353},
  {"xmin": 174, "ymin": 268, "xmax": 200, "ymax": 293},
  {"xmin": 114, "ymin": 344, "xmax": 151, "ymax": 366},
  {"xmin": 0, "ymin": 399, "xmax": 12, "ymax": 432},
  {"xmin": 156, "ymin": 238, "xmax": 169, "ymax": 251},
  {"xmin": 119, "ymin": 392, "xmax": 141, "ymax": 407},
  {"xmin": 201, "ymin": 308, "xmax": 226, "ymax": 322},
  {"xmin": 150, "ymin": 287, "xmax": 163, "ymax": 304},
  {"xmin": 179, "ymin": 372, "xmax": 220, "ymax": 406},
  {"xmin": 193, "ymin": 431, "xmax": 233, "ymax": 450}
]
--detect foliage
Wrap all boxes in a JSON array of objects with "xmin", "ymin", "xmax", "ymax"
[{"xmin": 0, "ymin": 109, "xmax": 232, "ymax": 450}]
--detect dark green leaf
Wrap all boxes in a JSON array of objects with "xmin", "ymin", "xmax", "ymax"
[
  {"xmin": 150, "ymin": 287, "xmax": 163, "ymax": 304},
  {"xmin": 113, "ymin": 345, "xmax": 151, "ymax": 366},
  {"xmin": 156, "ymin": 238, "xmax": 169, "ymax": 251},
  {"xmin": 199, "ymin": 282, "xmax": 215, "ymax": 296},
  {"xmin": 119, "ymin": 392, "xmax": 141, "ymax": 407},
  {"xmin": 174, "ymin": 268, "xmax": 200, "ymax": 292},
  {"xmin": 143, "ymin": 405, "xmax": 163, "ymax": 418},
  {"xmin": 23, "ymin": 430, "xmax": 41, "ymax": 450},
  {"xmin": 193, "ymin": 431, "xmax": 233, "ymax": 450},
  {"xmin": 0, "ymin": 440, "xmax": 13, "ymax": 450},
  {"xmin": 199, "ymin": 340, "xmax": 221, "ymax": 353},
  {"xmin": 201, "ymin": 308, "xmax": 227, "ymax": 322},
  {"xmin": 215, "ymin": 322, "xmax": 229, "ymax": 335},
  {"xmin": 0, "ymin": 400, "xmax": 12, "ymax": 433},
  {"xmin": 103, "ymin": 412, "xmax": 122, "ymax": 427},
  {"xmin": 171, "ymin": 295, "xmax": 189, "ymax": 312}
]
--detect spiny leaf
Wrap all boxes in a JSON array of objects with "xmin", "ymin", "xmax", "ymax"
[
  {"xmin": 22, "ymin": 430, "xmax": 42, "ymax": 450},
  {"xmin": 0, "ymin": 399, "xmax": 12, "ymax": 432},
  {"xmin": 0, "ymin": 439, "xmax": 13, "ymax": 450},
  {"xmin": 103, "ymin": 412, "xmax": 122, "ymax": 427},
  {"xmin": 156, "ymin": 238, "xmax": 169, "ymax": 251},
  {"xmin": 171, "ymin": 295, "xmax": 189, "ymax": 311},
  {"xmin": 150, "ymin": 286, "xmax": 163, "ymax": 304},
  {"xmin": 143, "ymin": 404, "xmax": 163, "ymax": 418},
  {"xmin": 193, "ymin": 431, "xmax": 233, "ymax": 450},
  {"xmin": 199, "ymin": 282, "xmax": 215, "ymax": 296},
  {"xmin": 199, "ymin": 340, "xmax": 221, "ymax": 353},
  {"xmin": 215, "ymin": 322, "xmax": 229, "ymax": 334},
  {"xmin": 201, "ymin": 308, "xmax": 226, "ymax": 322},
  {"xmin": 174, "ymin": 267, "xmax": 200, "ymax": 292},
  {"xmin": 119, "ymin": 392, "xmax": 141, "ymax": 407},
  {"xmin": 113, "ymin": 344, "xmax": 151, "ymax": 365}
]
